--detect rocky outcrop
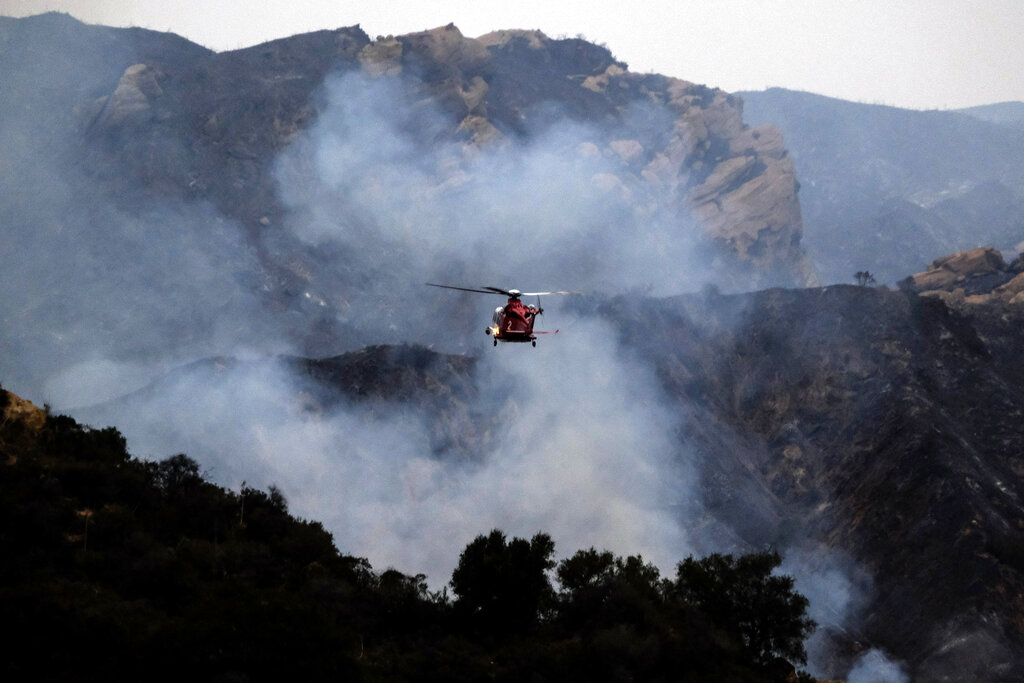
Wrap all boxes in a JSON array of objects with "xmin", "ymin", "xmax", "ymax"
[
  {"xmin": 688, "ymin": 114, "xmax": 809, "ymax": 283},
  {"xmin": 902, "ymin": 246, "xmax": 1024, "ymax": 304},
  {"xmin": 374, "ymin": 28, "xmax": 814, "ymax": 285},
  {"xmin": 462, "ymin": 31, "xmax": 814, "ymax": 285},
  {"xmin": 0, "ymin": 388, "xmax": 47, "ymax": 457},
  {"xmin": 87, "ymin": 63, "xmax": 165, "ymax": 130}
]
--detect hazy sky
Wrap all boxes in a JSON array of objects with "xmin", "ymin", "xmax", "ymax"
[{"xmin": 6, "ymin": 1, "xmax": 1023, "ymax": 110}]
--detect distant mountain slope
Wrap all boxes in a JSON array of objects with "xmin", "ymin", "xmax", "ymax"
[
  {"xmin": 738, "ymin": 88, "xmax": 1024, "ymax": 285},
  {"xmin": 957, "ymin": 101, "xmax": 1024, "ymax": 130}
]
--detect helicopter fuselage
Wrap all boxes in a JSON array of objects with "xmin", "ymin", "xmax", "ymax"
[
  {"xmin": 425, "ymin": 283, "xmax": 569, "ymax": 347},
  {"xmin": 487, "ymin": 297, "xmax": 540, "ymax": 345}
]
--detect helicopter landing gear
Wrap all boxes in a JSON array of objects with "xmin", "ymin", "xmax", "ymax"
[
  {"xmin": 493, "ymin": 338, "xmax": 498, "ymax": 347},
  {"xmin": 532, "ymin": 340, "xmax": 536, "ymax": 347}
]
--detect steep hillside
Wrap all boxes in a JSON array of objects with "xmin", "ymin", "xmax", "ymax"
[
  {"xmin": 63, "ymin": 278, "xmax": 1024, "ymax": 680},
  {"xmin": 738, "ymin": 88, "xmax": 1024, "ymax": 285},
  {"xmin": 598, "ymin": 283, "xmax": 1024, "ymax": 679}
]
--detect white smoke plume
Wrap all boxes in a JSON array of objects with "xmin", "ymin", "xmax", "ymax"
[
  {"xmin": 0, "ymin": 91, "xmax": 288, "ymax": 407},
  {"xmin": 778, "ymin": 546, "xmax": 900, "ymax": 679},
  {"xmin": 847, "ymin": 648, "xmax": 910, "ymax": 683},
  {"xmin": 90, "ymin": 319, "xmax": 694, "ymax": 582},
  {"xmin": 271, "ymin": 69, "xmax": 717, "ymax": 348}
]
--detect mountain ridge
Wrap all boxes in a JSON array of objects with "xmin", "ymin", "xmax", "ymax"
[{"xmin": 3, "ymin": 12, "xmax": 814, "ymax": 289}]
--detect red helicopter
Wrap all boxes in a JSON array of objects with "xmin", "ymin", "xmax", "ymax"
[{"xmin": 427, "ymin": 284, "xmax": 578, "ymax": 347}]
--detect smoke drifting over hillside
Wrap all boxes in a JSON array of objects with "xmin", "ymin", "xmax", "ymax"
[
  {"xmin": 89, "ymin": 320, "xmax": 693, "ymax": 582},
  {"xmin": 847, "ymin": 649, "xmax": 910, "ymax": 683},
  {"xmin": 0, "ymin": 65, "xmax": 713, "ymax": 580},
  {"xmin": 273, "ymin": 70, "xmax": 717, "ymax": 342},
  {"xmin": 4, "ymin": 52, "xmax": 892, "ymax": 678},
  {"xmin": 0, "ymin": 135, "xmax": 286, "ymax": 407}
]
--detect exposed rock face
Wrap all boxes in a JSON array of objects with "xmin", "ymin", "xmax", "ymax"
[
  {"xmin": 0, "ymin": 388, "xmax": 47, "ymax": 457},
  {"xmin": 88, "ymin": 63, "xmax": 165, "ymax": 129},
  {"xmin": 690, "ymin": 119, "xmax": 808, "ymax": 280},
  {"xmin": 3, "ymin": 13, "xmax": 813, "ymax": 291},
  {"xmin": 353, "ymin": 24, "xmax": 812, "ymax": 285},
  {"xmin": 902, "ymin": 246, "xmax": 1024, "ymax": 305},
  {"xmin": 1, "ymin": 391, "xmax": 46, "ymax": 430},
  {"xmin": 996, "ymin": 272, "xmax": 1024, "ymax": 303}
]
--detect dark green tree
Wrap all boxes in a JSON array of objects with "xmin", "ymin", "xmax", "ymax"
[
  {"xmin": 557, "ymin": 547, "xmax": 617, "ymax": 594},
  {"xmin": 156, "ymin": 453, "xmax": 202, "ymax": 495},
  {"xmin": 673, "ymin": 551, "xmax": 816, "ymax": 667},
  {"xmin": 854, "ymin": 270, "xmax": 876, "ymax": 286},
  {"xmin": 556, "ymin": 548, "xmax": 665, "ymax": 631},
  {"xmin": 450, "ymin": 529, "xmax": 556, "ymax": 633}
]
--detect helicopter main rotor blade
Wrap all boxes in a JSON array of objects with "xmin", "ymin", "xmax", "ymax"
[
  {"xmin": 520, "ymin": 290, "xmax": 582, "ymax": 296},
  {"xmin": 425, "ymin": 283, "xmax": 501, "ymax": 295},
  {"xmin": 427, "ymin": 283, "xmax": 581, "ymax": 297}
]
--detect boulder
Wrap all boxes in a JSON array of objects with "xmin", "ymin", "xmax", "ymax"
[
  {"xmin": 932, "ymin": 247, "xmax": 1006, "ymax": 275},
  {"xmin": 582, "ymin": 63, "xmax": 627, "ymax": 92},
  {"xmin": 92, "ymin": 63, "xmax": 163, "ymax": 129},
  {"xmin": 911, "ymin": 247, "xmax": 1008, "ymax": 291},
  {"xmin": 1, "ymin": 389, "xmax": 47, "ymax": 457},
  {"xmin": 907, "ymin": 247, "xmax": 1024, "ymax": 304},
  {"xmin": 476, "ymin": 28, "xmax": 548, "ymax": 50},
  {"xmin": 2, "ymin": 390, "xmax": 46, "ymax": 432},
  {"xmin": 359, "ymin": 36, "xmax": 403, "ymax": 76},
  {"xmin": 994, "ymin": 272, "xmax": 1024, "ymax": 300},
  {"xmin": 400, "ymin": 24, "xmax": 490, "ymax": 74}
]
